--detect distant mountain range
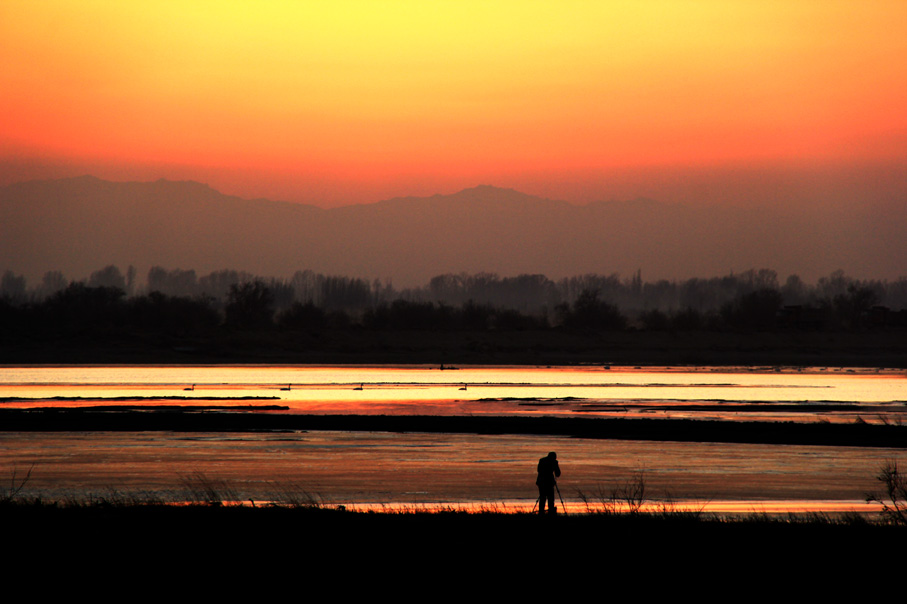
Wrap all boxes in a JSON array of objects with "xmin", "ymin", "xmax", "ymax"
[{"xmin": 2, "ymin": 175, "xmax": 904, "ymax": 286}]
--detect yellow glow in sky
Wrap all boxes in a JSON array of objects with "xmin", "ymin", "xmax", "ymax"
[{"xmin": 2, "ymin": 0, "xmax": 905, "ymax": 203}]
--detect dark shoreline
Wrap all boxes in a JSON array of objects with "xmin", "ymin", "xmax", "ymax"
[
  {"xmin": 4, "ymin": 328, "xmax": 906, "ymax": 367},
  {"xmin": 2, "ymin": 409, "xmax": 905, "ymax": 448}
]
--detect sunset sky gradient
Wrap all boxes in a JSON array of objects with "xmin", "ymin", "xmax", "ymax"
[{"xmin": 2, "ymin": 1, "xmax": 905, "ymax": 206}]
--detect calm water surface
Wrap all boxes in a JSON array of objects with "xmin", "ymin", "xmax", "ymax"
[
  {"xmin": 3, "ymin": 364, "xmax": 906, "ymax": 423},
  {"xmin": 1, "ymin": 365, "xmax": 905, "ymax": 513}
]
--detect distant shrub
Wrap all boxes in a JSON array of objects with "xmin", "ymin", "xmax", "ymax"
[
  {"xmin": 278, "ymin": 301, "xmax": 328, "ymax": 330},
  {"xmin": 558, "ymin": 289, "xmax": 626, "ymax": 331},
  {"xmin": 225, "ymin": 281, "xmax": 274, "ymax": 329}
]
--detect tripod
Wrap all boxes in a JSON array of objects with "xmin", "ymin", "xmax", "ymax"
[{"xmin": 532, "ymin": 479, "xmax": 568, "ymax": 515}]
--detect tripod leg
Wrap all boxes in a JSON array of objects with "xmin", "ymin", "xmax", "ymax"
[{"xmin": 554, "ymin": 482, "xmax": 567, "ymax": 515}]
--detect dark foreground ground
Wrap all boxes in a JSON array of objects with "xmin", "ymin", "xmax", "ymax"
[{"xmin": 6, "ymin": 503, "xmax": 902, "ymax": 590}]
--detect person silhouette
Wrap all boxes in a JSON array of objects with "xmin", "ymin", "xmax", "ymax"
[{"xmin": 536, "ymin": 451, "xmax": 561, "ymax": 514}]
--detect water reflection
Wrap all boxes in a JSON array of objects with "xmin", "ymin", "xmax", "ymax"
[
  {"xmin": 2, "ymin": 366, "xmax": 905, "ymax": 512},
  {"xmin": 0, "ymin": 430, "xmax": 899, "ymax": 515},
  {"xmin": 2, "ymin": 365, "xmax": 905, "ymax": 424}
]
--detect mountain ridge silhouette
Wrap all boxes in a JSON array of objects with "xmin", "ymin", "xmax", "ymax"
[{"xmin": 2, "ymin": 176, "xmax": 903, "ymax": 286}]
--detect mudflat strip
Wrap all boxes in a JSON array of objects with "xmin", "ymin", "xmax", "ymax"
[{"xmin": 1, "ymin": 408, "xmax": 905, "ymax": 448}]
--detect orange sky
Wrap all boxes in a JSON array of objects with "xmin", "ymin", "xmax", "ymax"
[{"xmin": 2, "ymin": 1, "xmax": 905, "ymax": 206}]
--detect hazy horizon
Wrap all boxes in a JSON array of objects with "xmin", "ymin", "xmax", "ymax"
[
  {"xmin": 3, "ymin": 175, "xmax": 905, "ymax": 288},
  {"xmin": 2, "ymin": 160, "xmax": 906, "ymax": 213}
]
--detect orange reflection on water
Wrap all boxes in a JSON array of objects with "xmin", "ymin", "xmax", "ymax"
[
  {"xmin": 343, "ymin": 499, "xmax": 885, "ymax": 516},
  {"xmin": 1, "ymin": 365, "xmax": 905, "ymax": 424},
  {"xmin": 0, "ymin": 429, "xmax": 902, "ymax": 514}
]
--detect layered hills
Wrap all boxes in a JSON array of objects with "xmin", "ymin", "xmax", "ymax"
[{"xmin": 2, "ymin": 176, "xmax": 903, "ymax": 286}]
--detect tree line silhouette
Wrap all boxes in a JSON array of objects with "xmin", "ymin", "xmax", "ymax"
[{"xmin": 2, "ymin": 265, "xmax": 906, "ymax": 338}]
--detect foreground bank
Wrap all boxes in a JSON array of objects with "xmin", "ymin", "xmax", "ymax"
[{"xmin": 5, "ymin": 503, "xmax": 904, "ymax": 570}]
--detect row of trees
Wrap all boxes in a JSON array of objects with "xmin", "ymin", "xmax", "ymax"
[
  {"xmin": 1, "ymin": 278, "xmax": 903, "ymax": 337},
  {"xmin": 4, "ymin": 266, "xmax": 907, "ymax": 315}
]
